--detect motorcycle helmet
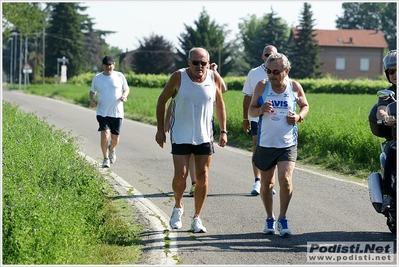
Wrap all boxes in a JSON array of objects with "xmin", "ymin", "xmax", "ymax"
[{"xmin": 383, "ymin": 50, "xmax": 397, "ymax": 83}]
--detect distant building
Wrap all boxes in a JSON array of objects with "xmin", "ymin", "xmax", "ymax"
[{"xmin": 289, "ymin": 29, "xmax": 388, "ymax": 79}]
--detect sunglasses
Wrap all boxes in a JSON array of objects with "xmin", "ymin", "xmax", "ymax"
[
  {"xmin": 264, "ymin": 53, "xmax": 271, "ymax": 57},
  {"xmin": 191, "ymin": 60, "xmax": 208, "ymax": 66},
  {"xmin": 387, "ymin": 68, "xmax": 397, "ymax": 75},
  {"xmin": 266, "ymin": 68, "xmax": 285, "ymax": 75}
]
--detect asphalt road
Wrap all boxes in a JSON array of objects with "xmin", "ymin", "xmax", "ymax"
[{"xmin": 3, "ymin": 89, "xmax": 397, "ymax": 265}]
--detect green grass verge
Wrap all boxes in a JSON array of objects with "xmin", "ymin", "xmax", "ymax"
[{"xmin": 2, "ymin": 101, "xmax": 144, "ymax": 264}]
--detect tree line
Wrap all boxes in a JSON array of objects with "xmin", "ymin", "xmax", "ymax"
[{"xmin": 2, "ymin": 2, "xmax": 396, "ymax": 83}]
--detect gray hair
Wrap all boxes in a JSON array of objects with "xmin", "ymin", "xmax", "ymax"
[{"xmin": 265, "ymin": 53, "xmax": 291, "ymax": 70}]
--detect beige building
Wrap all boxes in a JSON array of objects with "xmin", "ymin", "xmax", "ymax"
[{"xmin": 290, "ymin": 29, "xmax": 388, "ymax": 79}]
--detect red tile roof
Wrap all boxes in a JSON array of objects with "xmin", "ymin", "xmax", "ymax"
[{"xmin": 291, "ymin": 28, "xmax": 388, "ymax": 48}]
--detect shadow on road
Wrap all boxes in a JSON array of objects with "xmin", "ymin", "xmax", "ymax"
[{"xmin": 140, "ymin": 230, "xmax": 396, "ymax": 254}]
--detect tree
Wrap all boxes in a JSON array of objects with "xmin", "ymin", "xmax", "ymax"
[
  {"xmin": 79, "ymin": 5, "xmax": 119, "ymax": 73},
  {"xmin": 238, "ymin": 14, "xmax": 269, "ymax": 70},
  {"xmin": 2, "ymin": 2, "xmax": 46, "ymax": 37},
  {"xmin": 237, "ymin": 9, "xmax": 290, "ymax": 76},
  {"xmin": 45, "ymin": 3, "xmax": 84, "ymax": 78},
  {"xmin": 175, "ymin": 8, "xmax": 234, "ymax": 76},
  {"xmin": 2, "ymin": 2, "xmax": 47, "ymax": 84},
  {"xmin": 289, "ymin": 3, "xmax": 322, "ymax": 79},
  {"xmin": 80, "ymin": 20, "xmax": 119, "ymax": 73},
  {"xmin": 132, "ymin": 34, "xmax": 176, "ymax": 74},
  {"xmin": 81, "ymin": 28, "xmax": 104, "ymax": 73},
  {"xmin": 335, "ymin": 2, "xmax": 397, "ymax": 50},
  {"xmin": 260, "ymin": 9, "xmax": 291, "ymax": 57},
  {"xmin": 238, "ymin": 15, "xmax": 267, "ymax": 67}
]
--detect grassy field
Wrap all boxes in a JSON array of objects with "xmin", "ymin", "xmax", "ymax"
[
  {"xmin": 2, "ymin": 101, "xmax": 144, "ymax": 264},
  {"xmin": 22, "ymin": 83, "xmax": 384, "ymax": 180}
]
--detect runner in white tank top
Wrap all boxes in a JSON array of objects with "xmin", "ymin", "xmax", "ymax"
[
  {"xmin": 257, "ymin": 79, "xmax": 298, "ymax": 148},
  {"xmin": 242, "ymin": 45, "xmax": 279, "ymax": 195},
  {"xmin": 248, "ymin": 53, "xmax": 309, "ymax": 237},
  {"xmin": 170, "ymin": 68, "xmax": 215, "ymax": 145},
  {"xmin": 155, "ymin": 47, "xmax": 227, "ymax": 233}
]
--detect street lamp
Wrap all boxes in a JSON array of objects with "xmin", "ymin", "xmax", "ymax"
[
  {"xmin": 9, "ymin": 37, "xmax": 13, "ymax": 86},
  {"xmin": 11, "ymin": 32, "xmax": 18, "ymax": 87}
]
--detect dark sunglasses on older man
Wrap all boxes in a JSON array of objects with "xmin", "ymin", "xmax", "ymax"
[
  {"xmin": 387, "ymin": 68, "xmax": 397, "ymax": 75},
  {"xmin": 266, "ymin": 68, "xmax": 285, "ymax": 75},
  {"xmin": 264, "ymin": 53, "xmax": 271, "ymax": 57},
  {"xmin": 191, "ymin": 60, "xmax": 208, "ymax": 66}
]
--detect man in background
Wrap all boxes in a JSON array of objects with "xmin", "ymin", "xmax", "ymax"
[{"xmin": 90, "ymin": 56, "xmax": 130, "ymax": 168}]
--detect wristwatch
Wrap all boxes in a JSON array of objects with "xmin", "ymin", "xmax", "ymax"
[{"xmin": 220, "ymin": 130, "xmax": 228, "ymax": 135}]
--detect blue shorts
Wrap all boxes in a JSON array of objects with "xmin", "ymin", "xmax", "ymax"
[
  {"xmin": 171, "ymin": 143, "xmax": 214, "ymax": 155},
  {"xmin": 96, "ymin": 115, "xmax": 122, "ymax": 135}
]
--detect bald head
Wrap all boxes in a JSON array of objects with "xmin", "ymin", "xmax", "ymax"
[
  {"xmin": 262, "ymin": 45, "xmax": 278, "ymax": 62},
  {"xmin": 188, "ymin": 47, "xmax": 210, "ymax": 61}
]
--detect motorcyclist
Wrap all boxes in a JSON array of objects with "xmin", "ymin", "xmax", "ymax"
[{"xmin": 377, "ymin": 49, "xmax": 397, "ymax": 213}]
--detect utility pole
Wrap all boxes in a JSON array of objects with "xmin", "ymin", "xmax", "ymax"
[
  {"xmin": 24, "ymin": 36, "xmax": 28, "ymax": 91},
  {"xmin": 9, "ymin": 37, "xmax": 13, "ymax": 86},
  {"xmin": 11, "ymin": 32, "xmax": 18, "ymax": 89},
  {"xmin": 42, "ymin": 27, "xmax": 45, "ymax": 84},
  {"xmin": 19, "ymin": 35, "xmax": 22, "ymax": 90}
]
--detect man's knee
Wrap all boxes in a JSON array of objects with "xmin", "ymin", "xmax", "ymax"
[{"xmin": 101, "ymin": 129, "xmax": 110, "ymax": 138}]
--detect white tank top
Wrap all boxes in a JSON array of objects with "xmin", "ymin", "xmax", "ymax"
[
  {"xmin": 170, "ymin": 69, "xmax": 216, "ymax": 145},
  {"xmin": 257, "ymin": 79, "xmax": 298, "ymax": 148}
]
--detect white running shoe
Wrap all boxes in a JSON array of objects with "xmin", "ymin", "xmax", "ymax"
[
  {"xmin": 102, "ymin": 158, "xmax": 110, "ymax": 168},
  {"xmin": 263, "ymin": 217, "xmax": 276, "ymax": 235},
  {"xmin": 277, "ymin": 217, "xmax": 292, "ymax": 237},
  {"xmin": 251, "ymin": 181, "xmax": 261, "ymax": 195},
  {"xmin": 190, "ymin": 217, "xmax": 207, "ymax": 233},
  {"xmin": 109, "ymin": 145, "xmax": 116, "ymax": 164},
  {"xmin": 169, "ymin": 206, "xmax": 183, "ymax": 229}
]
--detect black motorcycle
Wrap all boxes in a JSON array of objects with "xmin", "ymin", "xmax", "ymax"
[{"xmin": 368, "ymin": 89, "xmax": 397, "ymax": 234}]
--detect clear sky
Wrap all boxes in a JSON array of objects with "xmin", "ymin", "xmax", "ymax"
[{"xmin": 83, "ymin": 1, "xmax": 346, "ymax": 51}]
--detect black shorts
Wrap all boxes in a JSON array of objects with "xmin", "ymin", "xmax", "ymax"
[
  {"xmin": 248, "ymin": 121, "xmax": 258, "ymax": 136},
  {"xmin": 96, "ymin": 115, "xmax": 122, "ymax": 135},
  {"xmin": 171, "ymin": 143, "xmax": 215, "ymax": 155},
  {"xmin": 253, "ymin": 145, "xmax": 297, "ymax": 171}
]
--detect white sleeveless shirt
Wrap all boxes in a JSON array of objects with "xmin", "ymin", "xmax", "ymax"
[
  {"xmin": 257, "ymin": 79, "xmax": 299, "ymax": 148},
  {"xmin": 170, "ymin": 69, "xmax": 216, "ymax": 145}
]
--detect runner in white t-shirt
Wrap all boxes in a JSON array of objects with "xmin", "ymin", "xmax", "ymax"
[{"xmin": 90, "ymin": 56, "xmax": 130, "ymax": 168}]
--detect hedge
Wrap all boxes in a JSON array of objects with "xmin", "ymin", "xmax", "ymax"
[{"xmin": 68, "ymin": 72, "xmax": 391, "ymax": 95}]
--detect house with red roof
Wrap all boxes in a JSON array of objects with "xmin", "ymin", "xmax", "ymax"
[{"xmin": 289, "ymin": 29, "xmax": 388, "ymax": 79}]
